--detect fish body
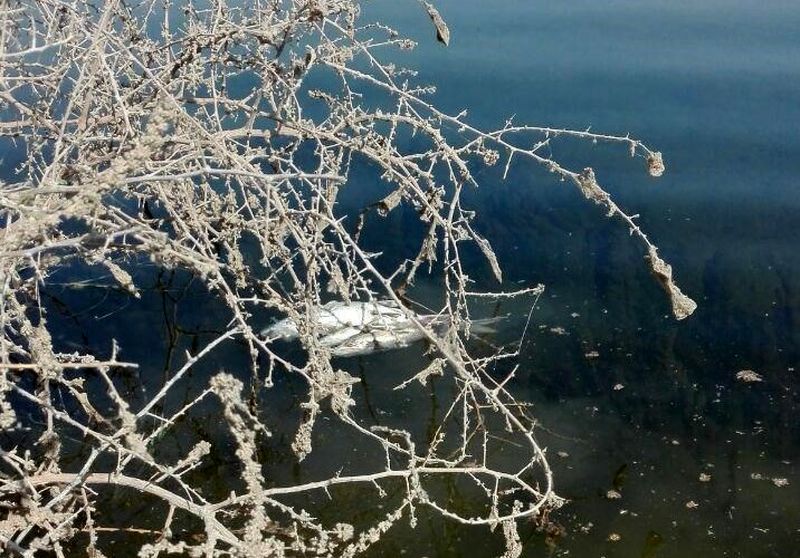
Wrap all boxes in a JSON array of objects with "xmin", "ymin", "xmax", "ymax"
[
  {"xmin": 317, "ymin": 300, "xmax": 409, "ymax": 331},
  {"xmin": 261, "ymin": 300, "xmax": 502, "ymax": 357},
  {"xmin": 328, "ymin": 324, "xmax": 426, "ymax": 357},
  {"xmin": 261, "ymin": 318, "xmax": 301, "ymax": 340},
  {"xmin": 260, "ymin": 300, "xmax": 414, "ymax": 341},
  {"xmin": 318, "ymin": 325, "xmax": 363, "ymax": 348}
]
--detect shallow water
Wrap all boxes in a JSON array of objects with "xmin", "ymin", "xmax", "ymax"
[{"xmin": 5, "ymin": 1, "xmax": 800, "ymax": 556}]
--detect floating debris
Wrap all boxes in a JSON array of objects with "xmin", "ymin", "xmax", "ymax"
[
  {"xmin": 750, "ymin": 473, "xmax": 790, "ymax": 487},
  {"xmin": 585, "ymin": 350, "xmax": 600, "ymax": 359},
  {"xmin": 605, "ymin": 489, "xmax": 622, "ymax": 500},
  {"xmin": 607, "ymin": 532, "xmax": 622, "ymax": 542},
  {"xmin": 549, "ymin": 326, "xmax": 567, "ymax": 335},
  {"xmin": 736, "ymin": 369, "xmax": 763, "ymax": 383}
]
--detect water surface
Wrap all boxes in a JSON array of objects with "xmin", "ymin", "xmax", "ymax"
[{"xmin": 351, "ymin": 1, "xmax": 800, "ymax": 556}]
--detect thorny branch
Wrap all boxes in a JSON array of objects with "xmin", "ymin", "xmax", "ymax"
[{"xmin": 0, "ymin": 1, "xmax": 695, "ymax": 556}]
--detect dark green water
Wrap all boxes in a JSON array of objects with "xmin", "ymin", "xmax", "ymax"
[{"xmin": 5, "ymin": 1, "xmax": 800, "ymax": 556}]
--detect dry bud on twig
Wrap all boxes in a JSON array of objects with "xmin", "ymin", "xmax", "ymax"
[{"xmin": 647, "ymin": 151, "xmax": 666, "ymax": 177}]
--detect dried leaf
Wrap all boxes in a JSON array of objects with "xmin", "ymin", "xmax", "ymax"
[
  {"xmin": 474, "ymin": 233, "xmax": 502, "ymax": 282},
  {"xmin": 420, "ymin": 1, "xmax": 450, "ymax": 46},
  {"xmin": 647, "ymin": 246, "xmax": 697, "ymax": 320},
  {"xmin": 378, "ymin": 188, "xmax": 403, "ymax": 216},
  {"xmin": 103, "ymin": 261, "xmax": 140, "ymax": 298}
]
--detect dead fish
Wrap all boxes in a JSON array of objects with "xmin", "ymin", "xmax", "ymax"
[
  {"xmin": 261, "ymin": 300, "xmax": 505, "ymax": 358},
  {"xmin": 260, "ymin": 300, "xmax": 420, "ymax": 340},
  {"xmin": 327, "ymin": 324, "xmax": 426, "ymax": 357}
]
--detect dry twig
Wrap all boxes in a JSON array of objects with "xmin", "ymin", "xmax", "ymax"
[{"xmin": 0, "ymin": 1, "xmax": 694, "ymax": 555}]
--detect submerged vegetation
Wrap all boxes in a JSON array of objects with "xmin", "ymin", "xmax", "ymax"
[{"xmin": 0, "ymin": 1, "xmax": 694, "ymax": 555}]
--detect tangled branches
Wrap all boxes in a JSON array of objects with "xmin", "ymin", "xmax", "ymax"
[{"xmin": 0, "ymin": 0, "xmax": 695, "ymax": 555}]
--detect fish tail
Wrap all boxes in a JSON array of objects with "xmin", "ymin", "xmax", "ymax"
[{"xmin": 468, "ymin": 315, "xmax": 507, "ymax": 334}]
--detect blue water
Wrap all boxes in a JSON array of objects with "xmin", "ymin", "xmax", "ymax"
[
  {"xmin": 4, "ymin": 1, "xmax": 799, "ymax": 556},
  {"xmin": 350, "ymin": 1, "xmax": 800, "ymax": 556}
]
